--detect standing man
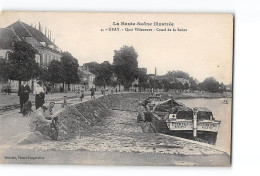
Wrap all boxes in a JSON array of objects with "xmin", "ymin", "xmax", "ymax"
[
  {"xmin": 90, "ymin": 86, "xmax": 95, "ymax": 100},
  {"xmin": 6, "ymin": 83, "xmax": 11, "ymax": 95},
  {"xmin": 18, "ymin": 81, "xmax": 31, "ymax": 113},
  {"xmin": 79, "ymin": 86, "xmax": 85, "ymax": 101}
]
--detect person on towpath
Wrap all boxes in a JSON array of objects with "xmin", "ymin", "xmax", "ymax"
[
  {"xmin": 90, "ymin": 86, "xmax": 95, "ymax": 100},
  {"xmin": 29, "ymin": 101, "xmax": 58, "ymax": 140},
  {"xmin": 18, "ymin": 81, "xmax": 31, "ymax": 113}
]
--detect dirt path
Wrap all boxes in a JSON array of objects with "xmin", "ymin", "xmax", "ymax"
[{"xmin": 0, "ymin": 94, "xmax": 100, "ymax": 147}]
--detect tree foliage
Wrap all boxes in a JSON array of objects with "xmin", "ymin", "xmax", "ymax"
[
  {"xmin": 4, "ymin": 41, "xmax": 40, "ymax": 82},
  {"xmin": 0, "ymin": 58, "xmax": 8, "ymax": 82},
  {"xmin": 83, "ymin": 62, "xmax": 99, "ymax": 75},
  {"xmin": 85, "ymin": 61, "xmax": 114, "ymax": 88},
  {"xmin": 47, "ymin": 52, "xmax": 80, "ymax": 86},
  {"xmin": 113, "ymin": 45, "xmax": 138, "ymax": 88},
  {"xmin": 165, "ymin": 70, "xmax": 190, "ymax": 81},
  {"xmin": 60, "ymin": 52, "xmax": 80, "ymax": 84},
  {"xmin": 199, "ymin": 77, "xmax": 220, "ymax": 93},
  {"xmin": 48, "ymin": 60, "xmax": 64, "ymax": 83},
  {"xmin": 38, "ymin": 67, "xmax": 49, "ymax": 82},
  {"xmin": 134, "ymin": 69, "xmax": 149, "ymax": 89}
]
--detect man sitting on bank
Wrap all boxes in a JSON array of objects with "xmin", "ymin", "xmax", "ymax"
[{"xmin": 29, "ymin": 101, "xmax": 58, "ymax": 140}]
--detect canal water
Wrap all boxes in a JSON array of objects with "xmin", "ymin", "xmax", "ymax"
[{"xmin": 178, "ymin": 98, "xmax": 232, "ymax": 155}]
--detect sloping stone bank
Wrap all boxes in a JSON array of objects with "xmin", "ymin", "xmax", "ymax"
[
  {"xmin": 57, "ymin": 100, "xmax": 111, "ymax": 140},
  {"xmin": 56, "ymin": 93, "xmax": 149, "ymax": 140},
  {"xmin": 97, "ymin": 93, "xmax": 149, "ymax": 111}
]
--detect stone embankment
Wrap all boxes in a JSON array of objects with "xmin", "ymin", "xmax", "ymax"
[
  {"xmin": 56, "ymin": 93, "xmax": 149, "ymax": 140},
  {"xmin": 55, "ymin": 92, "xmax": 232, "ymax": 140}
]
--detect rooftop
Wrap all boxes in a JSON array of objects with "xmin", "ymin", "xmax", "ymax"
[
  {"xmin": 0, "ymin": 28, "xmax": 20, "ymax": 49},
  {"xmin": 6, "ymin": 21, "xmax": 60, "ymax": 53}
]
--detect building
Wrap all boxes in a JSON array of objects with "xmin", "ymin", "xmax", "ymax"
[
  {"xmin": 175, "ymin": 78, "xmax": 190, "ymax": 86},
  {"xmin": 78, "ymin": 66, "xmax": 96, "ymax": 90},
  {"xmin": 138, "ymin": 67, "xmax": 147, "ymax": 74},
  {"xmin": 129, "ymin": 78, "xmax": 139, "ymax": 92},
  {"xmin": 0, "ymin": 20, "xmax": 62, "ymax": 92},
  {"xmin": 6, "ymin": 21, "xmax": 62, "ymax": 67}
]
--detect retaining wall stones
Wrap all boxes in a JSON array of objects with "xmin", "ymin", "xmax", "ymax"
[{"xmin": 56, "ymin": 93, "xmax": 150, "ymax": 140}]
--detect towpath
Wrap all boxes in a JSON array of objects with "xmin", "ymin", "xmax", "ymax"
[{"xmin": 0, "ymin": 92, "xmax": 102, "ymax": 147}]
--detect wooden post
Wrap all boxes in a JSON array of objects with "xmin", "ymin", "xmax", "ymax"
[{"xmin": 193, "ymin": 107, "xmax": 198, "ymax": 138}]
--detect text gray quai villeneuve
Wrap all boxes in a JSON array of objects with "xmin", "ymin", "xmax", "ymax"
[{"xmin": 100, "ymin": 22, "xmax": 188, "ymax": 32}]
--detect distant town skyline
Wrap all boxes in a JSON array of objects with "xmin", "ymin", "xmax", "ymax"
[{"xmin": 0, "ymin": 12, "xmax": 233, "ymax": 84}]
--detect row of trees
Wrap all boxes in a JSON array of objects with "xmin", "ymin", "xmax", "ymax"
[
  {"xmin": 44, "ymin": 52, "xmax": 80, "ymax": 88},
  {"xmin": 0, "ymin": 41, "xmax": 229, "ymax": 93},
  {"xmin": 83, "ymin": 45, "xmax": 228, "ymax": 93},
  {"xmin": 0, "ymin": 41, "xmax": 80, "ymax": 89},
  {"xmin": 83, "ymin": 46, "xmax": 142, "ymax": 89}
]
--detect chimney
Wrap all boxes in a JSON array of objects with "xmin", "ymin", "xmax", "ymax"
[
  {"xmin": 155, "ymin": 67, "xmax": 157, "ymax": 76},
  {"xmin": 45, "ymin": 27, "xmax": 47, "ymax": 36},
  {"xmin": 48, "ymin": 29, "xmax": 49, "ymax": 39},
  {"xmin": 50, "ymin": 30, "xmax": 52, "ymax": 40}
]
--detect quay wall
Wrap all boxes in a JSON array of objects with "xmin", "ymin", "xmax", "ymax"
[
  {"xmin": 56, "ymin": 92, "xmax": 231, "ymax": 140},
  {"xmin": 56, "ymin": 93, "xmax": 149, "ymax": 140}
]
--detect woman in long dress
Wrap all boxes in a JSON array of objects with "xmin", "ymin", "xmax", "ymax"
[{"xmin": 35, "ymin": 81, "xmax": 45, "ymax": 110}]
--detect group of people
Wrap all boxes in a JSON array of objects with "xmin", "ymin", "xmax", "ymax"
[
  {"xmin": 29, "ymin": 101, "xmax": 58, "ymax": 140},
  {"xmin": 18, "ymin": 81, "xmax": 46, "ymax": 113},
  {"xmin": 137, "ymin": 100, "xmax": 158, "ymax": 133},
  {"xmin": 77, "ymin": 86, "xmax": 96, "ymax": 101},
  {"xmin": 2, "ymin": 83, "xmax": 12, "ymax": 94},
  {"xmin": 17, "ymin": 81, "xmax": 58, "ymax": 140}
]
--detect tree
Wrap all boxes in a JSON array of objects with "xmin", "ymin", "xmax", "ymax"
[
  {"xmin": 219, "ymin": 82, "xmax": 227, "ymax": 93},
  {"xmin": 4, "ymin": 41, "xmax": 40, "ymax": 87},
  {"xmin": 161, "ymin": 79, "xmax": 171, "ymax": 92},
  {"xmin": 48, "ymin": 60, "xmax": 64, "ymax": 84},
  {"xmin": 83, "ymin": 62, "xmax": 99, "ymax": 75},
  {"xmin": 189, "ymin": 77, "xmax": 198, "ymax": 91},
  {"xmin": 93, "ymin": 61, "xmax": 114, "ymax": 88},
  {"xmin": 173, "ymin": 70, "xmax": 190, "ymax": 79},
  {"xmin": 134, "ymin": 69, "xmax": 149, "ymax": 91},
  {"xmin": 148, "ymin": 78, "xmax": 161, "ymax": 91},
  {"xmin": 0, "ymin": 58, "xmax": 8, "ymax": 82},
  {"xmin": 38, "ymin": 67, "xmax": 49, "ymax": 82},
  {"xmin": 199, "ymin": 77, "xmax": 220, "ymax": 93},
  {"xmin": 184, "ymin": 82, "xmax": 190, "ymax": 90},
  {"xmin": 165, "ymin": 70, "xmax": 190, "ymax": 81},
  {"xmin": 110, "ymin": 80, "xmax": 119, "ymax": 88},
  {"xmin": 176, "ymin": 82, "xmax": 184, "ymax": 92},
  {"xmin": 113, "ymin": 45, "xmax": 138, "ymax": 89},
  {"xmin": 60, "ymin": 52, "xmax": 80, "ymax": 89}
]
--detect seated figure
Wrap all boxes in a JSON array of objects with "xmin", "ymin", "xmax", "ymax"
[{"xmin": 29, "ymin": 102, "xmax": 58, "ymax": 140}]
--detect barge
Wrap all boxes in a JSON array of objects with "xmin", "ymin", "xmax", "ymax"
[{"xmin": 150, "ymin": 98, "xmax": 221, "ymax": 144}]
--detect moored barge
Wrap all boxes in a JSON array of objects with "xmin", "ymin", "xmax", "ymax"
[{"xmin": 150, "ymin": 98, "xmax": 221, "ymax": 144}]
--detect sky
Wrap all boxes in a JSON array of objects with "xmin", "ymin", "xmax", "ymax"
[{"xmin": 0, "ymin": 12, "xmax": 233, "ymax": 84}]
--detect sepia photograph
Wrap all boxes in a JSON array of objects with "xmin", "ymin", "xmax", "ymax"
[{"xmin": 0, "ymin": 12, "xmax": 233, "ymax": 166}]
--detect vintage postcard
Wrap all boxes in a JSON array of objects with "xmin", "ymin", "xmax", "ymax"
[{"xmin": 0, "ymin": 12, "xmax": 233, "ymax": 166}]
